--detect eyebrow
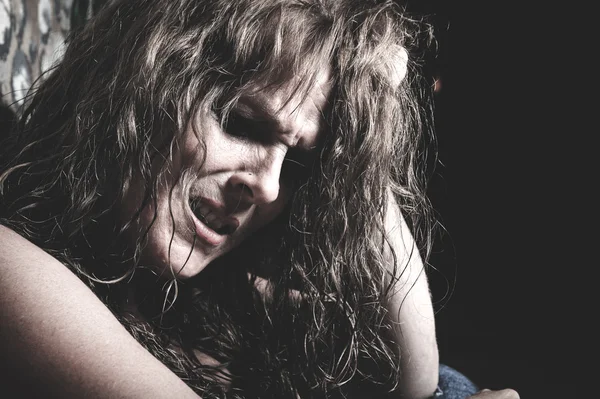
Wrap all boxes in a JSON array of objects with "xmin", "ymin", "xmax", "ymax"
[{"xmin": 234, "ymin": 100, "xmax": 284, "ymax": 130}]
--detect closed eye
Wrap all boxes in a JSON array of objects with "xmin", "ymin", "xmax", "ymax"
[{"xmin": 222, "ymin": 112, "xmax": 269, "ymax": 142}]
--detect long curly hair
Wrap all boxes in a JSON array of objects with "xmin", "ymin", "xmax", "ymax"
[{"xmin": 0, "ymin": 0, "xmax": 437, "ymax": 397}]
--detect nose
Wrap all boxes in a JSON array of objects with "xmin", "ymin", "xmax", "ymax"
[{"xmin": 229, "ymin": 149, "xmax": 285, "ymax": 205}]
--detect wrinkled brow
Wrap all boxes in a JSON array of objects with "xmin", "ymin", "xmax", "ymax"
[{"xmin": 234, "ymin": 96, "xmax": 326, "ymax": 150}]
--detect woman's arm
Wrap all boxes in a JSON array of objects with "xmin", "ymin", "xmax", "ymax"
[
  {"xmin": 0, "ymin": 225, "xmax": 200, "ymax": 398},
  {"xmin": 384, "ymin": 193, "xmax": 440, "ymax": 399}
]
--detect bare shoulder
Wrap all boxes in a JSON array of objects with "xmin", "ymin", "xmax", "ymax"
[
  {"xmin": 0, "ymin": 224, "xmax": 71, "ymax": 292},
  {"xmin": 0, "ymin": 223, "xmax": 38, "ymax": 250},
  {"xmin": 0, "ymin": 224, "xmax": 200, "ymax": 398},
  {"xmin": 384, "ymin": 190, "xmax": 422, "ymax": 269},
  {"xmin": 0, "ymin": 224, "xmax": 55, "ymax": 263}
]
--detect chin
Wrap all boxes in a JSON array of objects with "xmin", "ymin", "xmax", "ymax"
[
  {"xmin": 170, "ymin": 248, "xmax": 215, "ymax": 279},
  {"xmin": 140, "ymin": 232, "xmax": 216, "ymax": 280}
]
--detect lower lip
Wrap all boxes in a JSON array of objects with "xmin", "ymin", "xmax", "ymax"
[{"xmin": 190, "ymin": 209, "xmax": 226, "ymax": 246}]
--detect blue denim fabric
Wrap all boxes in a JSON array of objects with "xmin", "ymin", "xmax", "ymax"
[{"xmin": 431, "ymin": 364, "xmax": 480, "ymax": 399}]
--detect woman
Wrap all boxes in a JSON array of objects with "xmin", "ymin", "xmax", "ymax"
[{"xmin": 0, "ymin": 0, "xmax": 518, "ymax": 397}]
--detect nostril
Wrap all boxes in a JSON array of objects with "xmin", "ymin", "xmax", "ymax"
[
  {"xmin": 229, "ymin": 168, "xmax": 281, "ymax": 206},
  {"xmin": 236, "ymin": 183, "xmax": 253, "ymax": 200}
]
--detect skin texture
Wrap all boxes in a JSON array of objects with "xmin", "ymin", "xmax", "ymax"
[
  {"xmin": 384, "ymin": 192, "xmax": 439, "ymax": 398},
  {"xmin": 124, "ymin": 69, "xmax": 331, "ymax": 280},
  {"xmin": 0, "ymin": 225, "xmax": 200, "ymax": 398}
]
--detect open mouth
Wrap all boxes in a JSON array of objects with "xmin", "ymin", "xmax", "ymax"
[{"xmin": 189, "ymin": 198, "xmax": 237, "ymax": 235}]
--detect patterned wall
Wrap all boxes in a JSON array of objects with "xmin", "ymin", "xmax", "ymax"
[{"xmin": 0, "ymin": 0, "xmax": 73, "ymax": 113}]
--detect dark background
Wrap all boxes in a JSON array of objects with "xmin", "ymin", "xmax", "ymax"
[{"xmin": 416, "ymin": 1, "xmax": 580, "ymax": 398}]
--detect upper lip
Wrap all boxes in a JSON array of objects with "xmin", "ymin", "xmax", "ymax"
[{"xmin": 190, "ymin": 197, "xmax": 240, "ymax": 235}]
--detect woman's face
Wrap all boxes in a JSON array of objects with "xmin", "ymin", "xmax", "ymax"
[{"xmin": 124, "ymin": 69, "xmax": 331, "ymax": 279}]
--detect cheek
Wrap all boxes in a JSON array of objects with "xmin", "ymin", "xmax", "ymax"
[
  {"xmin": 186, "ymin": 117, "xmax": 240, "ymax": 170},
  {"xmin": 252, "ymin": 195, "xmax": 289, "ymax": 230}
]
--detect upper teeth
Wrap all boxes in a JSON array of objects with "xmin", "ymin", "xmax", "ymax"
[{"xmin": 197, "ymin": 205, "xmax": 224, "ymax": 231}]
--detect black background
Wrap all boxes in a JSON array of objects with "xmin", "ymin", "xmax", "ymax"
[{"xmin": 416, "ymin": 1, "xmax": 580, "ymax": 398}]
